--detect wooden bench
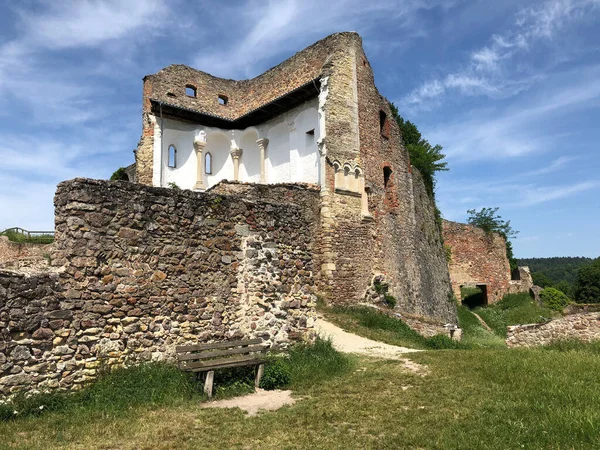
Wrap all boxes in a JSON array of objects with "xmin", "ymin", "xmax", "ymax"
[{"xmin": 175, "ymin": 338, "xmax": 268, "ymax": 398}]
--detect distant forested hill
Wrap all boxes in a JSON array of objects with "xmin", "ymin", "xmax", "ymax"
[{"xmin": 518, "ymin": 257, "xmax": 593, "ymax": 284}]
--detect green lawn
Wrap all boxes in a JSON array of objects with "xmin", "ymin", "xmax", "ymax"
[
  {"xmin": 472, "ymin": 292, "xmax": 558, "ymax": 337},
  {"xmin": 2, "ymin": 299, "xmax": 596, "ymax": 449},
  {"xmin": 2, "ymin": 345, "xmax": 600, "ymax": 449}
]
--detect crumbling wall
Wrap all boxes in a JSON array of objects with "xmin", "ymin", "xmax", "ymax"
[
  {"xmin": 319, "ymin": 34, "xmax": 456, "ymax": 323},
  {"xmin": 0, "ymin": 237, "xmax": 53, "ymax": 266},
  {"xmin": 508, "ymin": 266, "xmax": 534, "ymax": 295},
  {"xmin": 0, "ymin": 178, "xmax": 318, "ymax": 396},
  {"xmin": 442, "ymin": 220, "xmax": 511, "ymax": 304},
  {"xmin": 506, "ymin": 313, "xmax": 600, "ymax": 347}
]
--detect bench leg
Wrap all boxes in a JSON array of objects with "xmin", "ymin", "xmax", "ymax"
[
  {"xmin": 255, "ymin": 364, "xmax": 264, "ymax": 390},
  {"xmin": 204, "ymin": 370, "xmax": 214, "ymax": 399}
]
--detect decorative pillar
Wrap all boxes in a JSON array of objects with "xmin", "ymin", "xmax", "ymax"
[
  {"xmin": 256, "ymin": 138, "xmax": 269, "ymax": 183},
  {"xmin": 230, "ymin": 146, "xmax": 243, "ymax": 181},
  {"xmin": 193, "ymin": 134, "xmax": 206, "ymax": 190}
]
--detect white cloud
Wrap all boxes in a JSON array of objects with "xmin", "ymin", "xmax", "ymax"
[
  {"xmin": 425, "ymin": 64, "xmax": 600, "ymax": 161},
  {"xmin": 192, "ymin": 0, "xmax": 458, "ymax": 79},
  {"xmin": 401, "ymin": 0, "xmax": 600, "ymax": 110},
  {"xmin": 14, "ymin": 0, "xmax": 169, "ymax": 50}
]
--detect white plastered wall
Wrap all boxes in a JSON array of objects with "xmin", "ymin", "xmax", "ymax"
[{"xmin": 152, "ymin": 98, "xmax": 320, "ymax": 189}]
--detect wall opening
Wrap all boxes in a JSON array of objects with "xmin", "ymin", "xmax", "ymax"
[
  {"xmin": 511, "ymin": 268, "xmax": 521, "ymax": 281},
  {"xmin": 218, "ymin": 94, "xmax": 228, "ymax": 105},
  {"xmin": 168, "ymin": 145, "xmax": 177, "ymax": 168},
  {"xmin": 460, "ymin": 284, "xmax": 488, "ymax": 308},
  {"xmin": 383, "ymin": 166, "xmax": 392, "ymax": 188},
  {"xmin": 305, "ymin": 129, "xmax": 315, "ymax": 147},
  {"xmin": 205, "ymin": 152, "xmax": 212, "ymax": 174},
  {"xmin": 379, "ymin": 110, "xmax": 387, "ymax": 132},
  {"xmin": 185, "ymin": 85, "xmax": 196, "ymax": 98}
]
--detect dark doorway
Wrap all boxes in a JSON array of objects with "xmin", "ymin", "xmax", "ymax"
[{"xmin": 460, "ymin": 284, "xmax": 488, "ymax": 308}]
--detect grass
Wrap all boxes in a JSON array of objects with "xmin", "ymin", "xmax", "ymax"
[
  {"xmin": 321, "ymin": 305, "xmax": 469, "ymax": 350},
  {"xmin": 0, "ymin": 362, "xmax": 198, "ymax": 422},
  {"xmin": 456, "ymin": 305, "xmax": 507, "ymax": 348},
  {"xmin": 3, "ymin": 347, "xmax": 600, "ymax": 449},
  {"xmin": 0, "ymin": 338, "xmax": 351, "ymax": 424},
  {"xmin": 473, "ymin": 292, "xmax": 557, "ymax": 338},
  {"xmin": 1, "ymin": 229, "xmax": 54, "ymax": 244}
]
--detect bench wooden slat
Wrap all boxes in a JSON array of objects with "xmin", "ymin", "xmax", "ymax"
[
  {"xmin": 181, "ymin": 354, "xmax": 266, "ymax": 371},
  {"xmin": 186, "ymin": 358, "xmax": 267, "ymax": 373},
  {"xmin": 176, "ymin": 338, "xmax": 263, "ymax": 353},
  {"xmin": 176, "ymin": 344, "xmax": 268, "ymax": 362}
]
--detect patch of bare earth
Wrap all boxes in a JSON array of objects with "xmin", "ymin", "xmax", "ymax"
[
  {"xmin": 201, "ymin": 389, "xmax": 298, "ymax": 416},
  {"xmin": 316, "ymin": 318, "xmax": 429, "ymax": 375}
]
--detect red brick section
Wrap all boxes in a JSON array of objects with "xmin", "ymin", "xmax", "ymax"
[{"xmin": 442, "ymin": 220, "xmax": 512, "ymax": 304}]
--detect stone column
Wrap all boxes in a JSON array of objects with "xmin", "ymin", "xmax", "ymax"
[
  {"xmin": 230, "ymin": 147, "xmax": 243, "ymax": 181},
  {"xmin": 256, "ymin": 138, "xmax": 269, "ymax": 183},
  {"xmin": 193, "ymin": 135, "xmax": 206, "ymax": 190}
]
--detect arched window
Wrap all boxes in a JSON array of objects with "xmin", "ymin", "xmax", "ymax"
[
  {"xmin": 168, "ymin": 145, "xmax": 177, "ymax": 168},
  {"xmin": 205, "ymin": 152, "xmax": 212, "ymax": 174}
]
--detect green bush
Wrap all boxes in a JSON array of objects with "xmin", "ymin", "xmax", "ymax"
[
  {"xmin": 260, "ymin": 357, "xmax": 292, "ymax": 390},
  {"xmin": 540, "ymin": 287, "xmax": 571, "ymax": 311},
  {"xmin": 110, "ymin": 167, "xmax": 129, "ymax": 181},
  {"xmin": 383, "ymin": 294, "xmax": 397, "ymax": 308}
]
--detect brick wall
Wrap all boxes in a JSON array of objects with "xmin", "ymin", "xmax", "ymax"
[
  {"xmin": 0, "ymin": 179, "xmax": 318, "ymax": 396},
  {"xmin": 442, "ymin": 220, "xmax": 511, "ymax": 304}
]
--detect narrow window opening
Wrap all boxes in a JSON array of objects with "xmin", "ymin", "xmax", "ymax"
[
  {"xmin": 383, "ymin": 166, "xmax": 392, "ymax": 188},
  {"xmin": 167, "ymin": 92, "xmax": 176, "ymax": 98},
  {"xmin": 185, "ymin": 85, "xmax": 196, "ymax": 98},
  {"xmin": 218, "ymin": 94, "xmax": 228, "ymax": 105},
  {"xmin": 168, "ymin": 145, "xmax": 177, "ymax": 168},
  {"xmin": 379, "ymin": 110, "xmax": 387, "ymax": 132},
  {"xmin": 205, "ymin": 152, "xmax": 212, "ymax": 175},
  {"xmin": 305, "ymin": 129, "xmax": 315, "ymax": 147}
]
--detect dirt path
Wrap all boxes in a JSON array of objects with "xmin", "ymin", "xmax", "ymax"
[
  {"xmin": 471, "ymin": 311, "xmax": 493, "ymax": 331},
  {"xmin": 315, "ymin": 318, "xmax": 427, "ymax": 375}
]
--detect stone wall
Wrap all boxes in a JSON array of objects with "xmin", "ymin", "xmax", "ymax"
[
  {"xmin": 0, "ymin": 178, "xmax": 318, "ymax": 396},
  {"xmin": 135, "ymin": 31, "xmax": 457, "ymax": 324},
  {"xmin": 506, "ymin": 313, "xmax": 600, "ymax": 347},
  {"xmin": 0, "ymin": 236, "xmax": 53, "ymax": 266},
  {"xmin": 442, "ymin": 220, "xmax": 511, "ymax": 304},
  {"xmin": 317, "ymin": 35, "xmax": 456, "ymax": 323}
]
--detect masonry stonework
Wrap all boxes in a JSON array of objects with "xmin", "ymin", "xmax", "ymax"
[
  {"xmin": 506, "ymin": 313, "xmax": 600, "ymax": 347},
  {"xmin": 134, "ymin": 31, "xmax": 457, "ymax": 324},
  {"xmin": 0, "ymin": 179, "xmax": 318, "ymax": 396}
]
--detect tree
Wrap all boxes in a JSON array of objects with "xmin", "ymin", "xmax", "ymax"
[
  {"xmin": 389, "ymin": 103, "xmax": 448, "ymax": 198},
  {"xmin": 574, "ymin": 257, "xmax": 600, "ymax": 303},
  {"xmin": 467, "ymin": 207, "xmax": 519, "ymax": 270},
  {"xmin": 532, "ymin": 272, "xmax": 554, "ymax": 288},
  {"xmin": 110, "ymin": 167, "xmax": 128, "ymax": 181}
]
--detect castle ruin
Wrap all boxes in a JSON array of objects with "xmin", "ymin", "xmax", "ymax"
[{"xmin": 1, "ymin": 32, "xmax": 457, "ymax": 396}]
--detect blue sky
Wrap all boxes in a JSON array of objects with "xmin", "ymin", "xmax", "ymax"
[{"xmin": 0, "ymin": 0, "xmax": 598, "ymax": 258}]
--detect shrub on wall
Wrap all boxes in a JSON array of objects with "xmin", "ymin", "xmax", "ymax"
[{"xmin": 540, "ymin": 287, "xmax": 571, "ymax": 311}]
